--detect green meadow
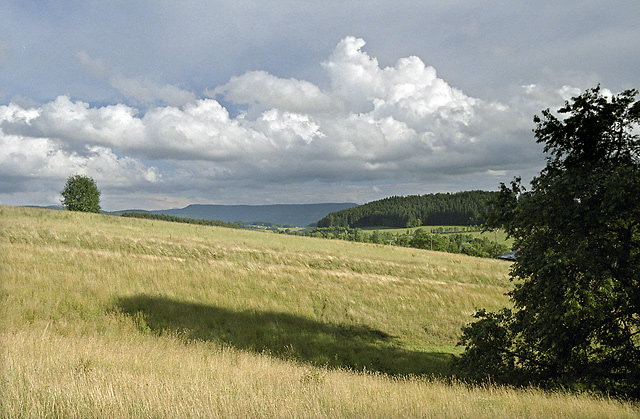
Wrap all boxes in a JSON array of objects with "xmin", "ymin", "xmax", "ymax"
[
  {"xmin": 360, "ymin": 225, "xmax": 514, "ymax": 249},
  {"xmin": 1, "ymin": 206, "xmax": 637, "ymax": 418}
]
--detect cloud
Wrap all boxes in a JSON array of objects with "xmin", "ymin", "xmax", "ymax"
[
  {"xmin": 0, "ymin": 101, "xmax": 160, "ymax": 190},
  {"xmin": 1, "ymin": 95, "xmax": 147, "ymax": 155},
  {"xmin": 111, "ymin": 76, "xmax": 197, "ymax": 107},
  {"xmin": 0, "ymin": 130, "xmax": 159, "ymax": 188},
  {"xmin": 209, "ymin": 71, "xmax": 338, "ymax": 116},
  {"xmin": 140, "ymin": 99, "xmax": 268, "ymax": 161},
  {"xmin": 1, "ymin": 36, "xmax": 553, "ymax": 209},
  {"xmin": 77, "ymin": 51, "xmax": 196, "ymax": 107}
]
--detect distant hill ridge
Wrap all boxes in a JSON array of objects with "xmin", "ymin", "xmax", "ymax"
[
  {"xmin": 113, "ymin": 203, "xmax": 358, "ymax": 227},
  {"xmin": 317, "ymin": 191, "xmax": 499, "ymax": 228}
]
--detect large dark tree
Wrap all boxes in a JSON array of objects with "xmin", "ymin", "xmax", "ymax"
[
  {"xmin": 61, "ymin": 174, "xmax": 102, "ymax": 213},
  {"xmin": 454, "ymin": 86, "xmax": 640, "ymax": 398}
]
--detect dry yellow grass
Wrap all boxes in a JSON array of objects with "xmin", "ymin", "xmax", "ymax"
[
  {"xmin": 3, "ymin": 331, "xmax": 637, "ymax": 418},
  {"xmin": 1, "ymin": 205, "xmax": 638, "ymax": 418}
]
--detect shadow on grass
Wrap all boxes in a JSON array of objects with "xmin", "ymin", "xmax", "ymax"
[{"xmin": 114, "ymin": 295, "xmax": 454, "ymax": 377}]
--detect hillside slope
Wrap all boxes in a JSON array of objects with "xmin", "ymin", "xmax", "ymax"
[{"xmin": 2, "ymin": 206, "xmax": 637, "ymax": 417}]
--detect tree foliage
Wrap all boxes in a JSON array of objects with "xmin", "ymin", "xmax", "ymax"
[
  {"xmin": 317, "ymin": 191, "xmax": 498, "ymax": 228},
  {"xmin": 61, "ymin": 174, "xmax": 101, "ymax": 213},
  {"xmin": 455, "ymin": 86, "xmax": 640, "ymax": 398},
  {"xmin": 302, "ymin": 226, "xmax": 508, "ymax": 258}
]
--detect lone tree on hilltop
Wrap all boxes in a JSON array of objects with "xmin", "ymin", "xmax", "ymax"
[
  {"xmin": 61, "ymin": 174, "xmax": 102, "ymax": 213},
  {"xmin": 454, "ymin": 86, "xmax": 640, "ymax": 398}
]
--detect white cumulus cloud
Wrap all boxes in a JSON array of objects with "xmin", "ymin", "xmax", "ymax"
[
  {"xmin": 209, "ymin": 71, "xmax": 338, "ymax": 116},
  {"xmin": 1, "ymin": 36, "xmax": 554, "ymax": 209}
]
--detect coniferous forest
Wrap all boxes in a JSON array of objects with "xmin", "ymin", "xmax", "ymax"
[{"xmin": 317, "ymin": 191, "xmax": 498, "ymax": 228}]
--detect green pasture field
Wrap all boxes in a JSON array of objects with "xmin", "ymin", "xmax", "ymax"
[
  {"xmin": 1, "ymin": 206, "xmax": 637, "ymax": 418},
  {"xmin": 360, "ymin": 225, "xmax": 515, "ymax": 249}
]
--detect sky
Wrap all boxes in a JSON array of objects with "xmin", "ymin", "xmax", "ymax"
[{"xmin": 1, "ymin": 1, "xmax": 639, "ymax": 211}]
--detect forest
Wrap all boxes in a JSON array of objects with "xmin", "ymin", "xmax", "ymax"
[{"xmin": 317, "ymin": 190, "xmax": 499, "ymax": 228}]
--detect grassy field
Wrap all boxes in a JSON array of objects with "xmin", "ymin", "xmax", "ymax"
[
  {"xmin": 1, "ymin": 205, "xmax": 637, "ymax": 418},
  {"xmin": 360, "ymin": 225, "xmax": 514, "ymax": 249}
]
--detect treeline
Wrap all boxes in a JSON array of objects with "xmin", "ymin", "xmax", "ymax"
[
  {"xmin": 120, "ymin": 212, "xmax": 240, "ymax": 229},
  {"xmin": 317, "ymin": 191, "xmax": 499, "ymax": 228},
  {"xmin": 295, "ymin": 227, "xmax": 510, "ymax": 259}
]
